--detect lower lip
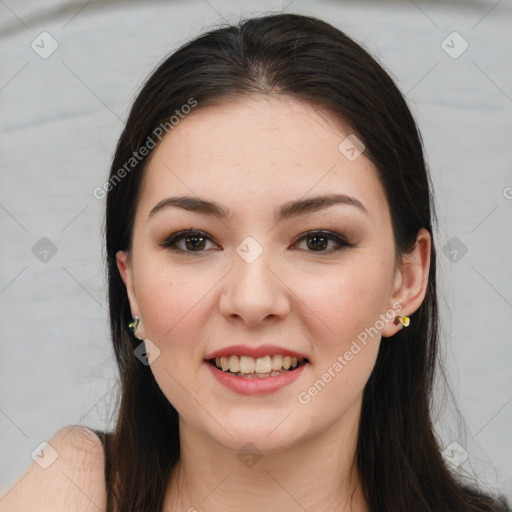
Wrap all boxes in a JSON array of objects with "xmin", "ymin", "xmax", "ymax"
[{"xmin": 205, "ymin": 361, "xmax": 308, "ymax": 395}]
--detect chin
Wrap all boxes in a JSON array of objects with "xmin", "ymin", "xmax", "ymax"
[{"xmin": 209, "ymin": 422, "xmax": 305, "ymax": 455}]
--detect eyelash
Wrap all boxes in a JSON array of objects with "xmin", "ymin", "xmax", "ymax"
[{"xmin": 158, "ymin": 229, "xmax": 354, "ymax": 255}]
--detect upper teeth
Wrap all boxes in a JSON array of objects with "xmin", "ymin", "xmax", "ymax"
[{"xmin": 214, "ymin": 355, "xmax": 303, "ymax": 373}]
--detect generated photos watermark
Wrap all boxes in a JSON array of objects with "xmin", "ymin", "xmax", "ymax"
[
  {"xmin": 93, "ymin": 97, "xmax": 198, "ymax": 200},
  {"xmin": 297, "ymin": 302, "xmax": 402, "ymax": 405}
]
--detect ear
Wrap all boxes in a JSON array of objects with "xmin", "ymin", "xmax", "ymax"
[
  {"xmin": 381, "ymin": 228, "xmax": 431, "ymax": 338},
  {"xmin": 116, "ymin": 250, "xmax": 145, "ymax": 336}
]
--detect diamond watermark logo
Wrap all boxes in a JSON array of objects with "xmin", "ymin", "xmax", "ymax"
[
  {"xmin": 236, "ymin": 236, "xmax": 263, "ymax": 264},
  {"xmin": 237, "ymin": 442, "xmax": 263, "ymax": 468},
  {"xmin": 31, "ymin": 31, "xmax": 59, "ymax": 59},
  {"xmin": 338, "ymin": 134, "xmax": 365, "ymax": 161},
  {"xmin": 31, "ymin": 441, "xmax": 59, "ymax": 469},
  {"xmin": 32, "ymin": 237, "xmax": 58, "ymax": 263},
  {"xmin": 134, "ymin": 339, "xmax": 161, "ymax": 365},
  {"xmin": 442, "ymin": 236, "xmax": 468, "ymax": 263},
  {"xmin": 442, "ymin": 441, "xmax": 468, "ymax": 468},
  {"xmin": 441, "ymin": 32, "xmax": 469, "ymax": 59}
]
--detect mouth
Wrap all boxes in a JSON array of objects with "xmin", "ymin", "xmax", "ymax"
[{"xmin": 207, "ymin": 354, "xmax": 309, "ymax": 379}]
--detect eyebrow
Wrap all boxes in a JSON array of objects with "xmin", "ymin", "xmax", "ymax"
[{"xmin": 148, "ymin": 193, "xmax": 368, "ymax": 222}]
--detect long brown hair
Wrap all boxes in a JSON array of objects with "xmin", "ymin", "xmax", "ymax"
[{"xmin": 103, "ymin": 13, "xmax": 509, "ymax": 512}]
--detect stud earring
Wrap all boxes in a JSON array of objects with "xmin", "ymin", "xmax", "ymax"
[
  {"xmin": 128, "ymin": 316, "xmax": 143, "ymax": 341},
  {"xmin": 394, "ymin": 315, "xmax": 410, "ymax": 328}
]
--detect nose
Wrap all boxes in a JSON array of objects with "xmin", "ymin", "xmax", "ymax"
[{"xmin": 219, "ymin": 245, "xmax": 290, "ymax": 327}]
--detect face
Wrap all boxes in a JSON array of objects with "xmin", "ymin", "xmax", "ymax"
[{"xmin": 117, "ymin": 95, "xmax": 420, "ymax": 454}]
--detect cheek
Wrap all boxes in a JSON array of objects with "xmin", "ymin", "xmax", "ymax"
[
  {"xmin": 134, "ymin": 260, "xmax": 215, "ymax": 355},
  {"xmin": 294, "ymin": 267, "xmax": 385, "ymax": 414},
  {"xmin": 134, "ymin": 265, "xmax": 212, "ymax": 412},
  {"xmin": 294, "ymin": 255, "xmax": 392, "ymax": 348}
]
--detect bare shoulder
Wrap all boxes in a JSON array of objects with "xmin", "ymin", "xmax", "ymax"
[{"xmin": 0, "ymin": 425, "xmax": 107, "ymax": 512}]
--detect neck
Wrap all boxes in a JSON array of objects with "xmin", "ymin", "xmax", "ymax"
[{"xmin": 164, "ymin": 401, "xmax": 370, "ymax": 512}]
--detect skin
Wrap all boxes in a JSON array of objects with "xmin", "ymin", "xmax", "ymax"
[{"xmin": 117, "ymin": 94, "xmax": 431, "ymax": 512}]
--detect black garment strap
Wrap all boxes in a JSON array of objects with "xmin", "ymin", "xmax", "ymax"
[
  {"xmin": 90, "ymin": 428, "xmax": 111, "ymax": 491},
  {"xmin": 91, "ymin": 428, "xmax": 105, "ymax": 446}
]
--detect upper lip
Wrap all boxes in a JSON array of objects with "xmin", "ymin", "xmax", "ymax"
[{"xmin": 204, "ymin": 344, "xmax": 309, "ymax": 360}]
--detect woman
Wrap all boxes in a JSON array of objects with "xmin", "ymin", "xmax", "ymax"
[{"xmin": 1, "ymin": 12, "xmax": 509, "ymax": 512}]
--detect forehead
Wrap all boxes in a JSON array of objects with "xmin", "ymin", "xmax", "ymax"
[{"xmin": 139, "ymin": 95, "xmax": 388, "ymax": 222}]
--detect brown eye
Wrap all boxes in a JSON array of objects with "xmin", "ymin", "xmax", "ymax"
[
  {"xmin": 159, "ymin": 229, "xmax": 353, "ymax": 255},
  {"xmin": 159, "ymin": 229, "xmax": 218, "ymax": 253},
  {"xmin": 294, "ymin": 231, "xmax": 353, "ymax": 253}
]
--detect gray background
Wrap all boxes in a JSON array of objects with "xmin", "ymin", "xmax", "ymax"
[{"xmin": 1, "ymin": 0, "xmax": 511, "ymax": 503}]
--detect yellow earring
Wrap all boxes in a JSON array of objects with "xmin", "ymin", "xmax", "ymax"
[
  {"xmin": 128, "ymin": 316, "xmax": 143, "ymax": 341},
  {"xmin": 395, "ymin": 315, "xmax": 410, "ymax": 328}
]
